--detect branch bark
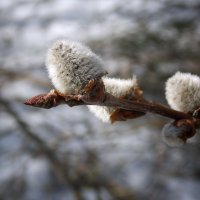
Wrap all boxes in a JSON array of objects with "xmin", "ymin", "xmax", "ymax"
[{"xmin": 24, "ymin": 79, "xmax": 194, "ymax": 121}]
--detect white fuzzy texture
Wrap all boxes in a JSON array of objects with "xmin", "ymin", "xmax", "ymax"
[
  {"xmin": 165, "ymin": 72, "xmax": 200, "ymax": 112},
  {"xmin": 46, "ymin": 40, "xmax": 106, "ymax": 95},
  {"xmin": 88, "ymin": 76, "xmax": 138, "ymax": 123},
  {"xmin": 161, "ymin": 123, "xmax": 185, "ymax": 147}
]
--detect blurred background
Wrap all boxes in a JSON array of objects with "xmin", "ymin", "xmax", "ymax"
[{"xmin": 0, "ymin": 0, "xmax": 200, "ymax": 199}]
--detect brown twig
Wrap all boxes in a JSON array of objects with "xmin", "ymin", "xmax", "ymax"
[
  {"xmin": 24, "ymin": 79, "xmax": 194, "ymax": 121},
  {"xmin": 24, "ymin": 79, "xmax": 200, "ymax": 142}
]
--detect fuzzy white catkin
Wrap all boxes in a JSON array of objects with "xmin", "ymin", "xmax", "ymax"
[
  {"xmin": 88, "ymin": 76, "xmax": 138, "ymax": 123},
  {"xmin": 165, "ymin": 72, "xmax": 200, "ymax": 112},
  {"xmin": 46, "ymin": 40, "xmax": 107, "ymax": 95},
  {"xmin": 161, "ymin": 123, "xmax": 185, "ymax": 147}
]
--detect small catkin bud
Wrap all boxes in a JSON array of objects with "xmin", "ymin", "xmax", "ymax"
[
  {"xmin": 46, "ymin": 40, "xmax": 107, "ymax": 95},
  {"xmin": 165, "ymin": 72, "xmax": 200, "ymax": 112},
  {"xmin": 88, "ymin": 76, "xmax": 138, "ymax": 123},
  {"xmin": 161, "ymin": 119, "xmax": 195, "ymax": 147}
]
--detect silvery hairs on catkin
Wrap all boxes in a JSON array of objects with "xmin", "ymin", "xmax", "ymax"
[
  {"xmin": 161, "ymin": 123, "xmax": 185, "ymax": 147},
  {"xmin": 88, "ymin": 76, "xmax": 138, "ymax": 123},
  {"xmin": 165, "ymin": 72, "xmax": 200, "ymax": 112},
  {"xmin": 46, "ymin": 40, "xmax": 107, "ymax": 95}
]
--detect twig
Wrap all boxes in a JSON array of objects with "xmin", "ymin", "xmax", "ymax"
[
  {"xmin": 24, "ymin": 79, "xmax": 200, "ymax": 144},
  {"xmin": 24, "ymin": 79, "xmax": 195, "ymax": 121}
]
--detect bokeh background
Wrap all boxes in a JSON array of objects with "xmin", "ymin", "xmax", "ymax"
[{"xmin": 0, "ymin": 0, "xmax": 200, "ymax": 200}]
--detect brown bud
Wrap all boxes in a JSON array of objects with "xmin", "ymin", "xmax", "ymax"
[
  {"xmin": 174, "ymin": 119, "xmax": 196, "ymax": 140},
  {"xmin": 24, "ymin": 90, "xmax": 64, "ymax": 109}
]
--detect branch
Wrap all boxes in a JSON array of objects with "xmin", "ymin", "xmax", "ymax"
[{"xmin": 24, "ymin": 79, "xmax": 194, "ymax": 121}]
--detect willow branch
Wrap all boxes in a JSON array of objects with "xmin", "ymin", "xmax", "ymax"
[
  {"xmin": 24, "ymin": 79, "xmax": 195, "ymax": 121},
  {"xmin": 91, "ymin": 93, "xmax": 191, "ymax": 120}
]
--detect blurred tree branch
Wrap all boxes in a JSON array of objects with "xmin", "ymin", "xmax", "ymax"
[
  {"xmin": 1, "ymin": 97, "xmax": 137, "ymax": 200},
  {"xmin": 0, "ymin": 68, "xmax": 50, "ymax": 88}
]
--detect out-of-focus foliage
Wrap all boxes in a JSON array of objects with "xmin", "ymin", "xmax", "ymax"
[{"xmin": 0, "ymin": 0, "xmax": 200, "ymax": 200}]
